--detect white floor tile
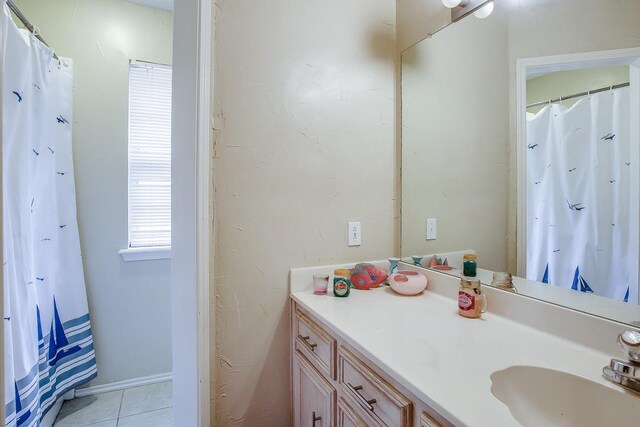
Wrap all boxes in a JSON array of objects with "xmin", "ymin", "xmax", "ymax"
[
  {"xmin": 117, "ymin": 407, "xmax": 172, "ymax": 427},
  {"xmin": 119, "ymin": 381, "xmax": 173, "ymax": 417},
  {"xmin": 54, "ymin": 391, "xmax": 122, "ymax": 427}
]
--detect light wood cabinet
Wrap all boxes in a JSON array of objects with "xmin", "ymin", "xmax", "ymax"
[
  {"xmin": 293, "ymin": 349, "xmax": 336, "ymax": 427},
  {"xmin": 292, "ymin": 301, "xmax": 452, "ymax": 427}
]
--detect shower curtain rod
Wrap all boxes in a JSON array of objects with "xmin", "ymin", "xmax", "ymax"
[
  {"xmin": 5, "ymin": 0, "xmax": 59, "ymax": 60},
  {"xmin": 526, "ymin": 82, "xmax": 630, "ymax": 109}
]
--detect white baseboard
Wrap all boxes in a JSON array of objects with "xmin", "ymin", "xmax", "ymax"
[{"xmin": 74, "ymin": 372, "xmax": 173, "ymax": 398}]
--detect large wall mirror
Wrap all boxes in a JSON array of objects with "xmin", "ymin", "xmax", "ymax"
[{"xmin": 401, "ymin": 0, "xmax": 640, "ymax": 326}]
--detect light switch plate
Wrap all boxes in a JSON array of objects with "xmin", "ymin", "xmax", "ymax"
[{"xmin": 348, "ymin": 222, "xmax": 362, "ymax": 246}]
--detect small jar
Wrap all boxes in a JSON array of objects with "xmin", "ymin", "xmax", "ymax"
[
  {"xmin": 491, "ymin": 272, "xmax": 516, "ymax": 292},
  {"xmin": 458, "ymin": 278, "xmax": 487, "ymax": 319},
  {"xmin": 333, "ymin": 269, "xmax": 351, "ymax": 298},
  {"xmin": 463, "ymin": 254, "xmax": 477, "ymax": 277}
]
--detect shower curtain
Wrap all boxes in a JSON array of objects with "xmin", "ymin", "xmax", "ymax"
[
  {"xmin": 3, "ymin": 6, "xmax": 97, "ymax": 427},
  {"xmin": 526, "ymin": 87, "xmax": 632, "ymax": 302}
]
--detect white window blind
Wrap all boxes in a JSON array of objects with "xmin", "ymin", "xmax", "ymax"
[{"xmin": 128, "ymin": 61, "xmax": 172, "ymax": 248}]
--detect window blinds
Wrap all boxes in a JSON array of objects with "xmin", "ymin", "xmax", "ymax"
[{"xmin": 128, "ymin": 61, "xmax": 172, "ymax": 248}]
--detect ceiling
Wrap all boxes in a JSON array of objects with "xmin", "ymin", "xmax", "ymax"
[{"xmin": 123, "ymin": 0, "xmax": 173, "ymax": 12}]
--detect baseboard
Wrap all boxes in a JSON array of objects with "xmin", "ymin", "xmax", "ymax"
[{"xmin": 74, "ymin": 372, "xmax": 173, "ymax": 398}]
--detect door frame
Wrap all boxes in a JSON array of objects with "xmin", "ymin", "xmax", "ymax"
[
  {"xmin": 171, "ymin": 0, "xmax": 212, "ymax": 425},
  {"xmin": 516, "ymin": 47, "xmax": 640, "ymax": 303}
]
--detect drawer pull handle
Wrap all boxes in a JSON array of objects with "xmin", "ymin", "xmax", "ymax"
[
  {"xmin": 312, "ymin": 411, "xmax": 321, "ymax": 426},
  {"xmin": 348, "ymin": 382, "xmax": 377, "ymax": 411},
  {"xmin": 298, "ymin": 335, "xmax": 318, "ymax": 351}
]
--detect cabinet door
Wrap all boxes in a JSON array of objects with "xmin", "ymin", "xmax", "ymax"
[
  {"xmin": 294, "ymin": 350, "xmax": 336, "ymax": 427},
  {"xmin": 337, "ymin": 397, "xmax": 369, "ymax": 427}
]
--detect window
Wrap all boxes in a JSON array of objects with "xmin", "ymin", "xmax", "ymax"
[{"xmin": 123, "ymin": 61, "xmax": 172, "ymax": 260}]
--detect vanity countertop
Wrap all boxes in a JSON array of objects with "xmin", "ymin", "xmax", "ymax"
[{"xmin": 291, "ymin": 275, "xmax": 628, "ymax": 426}]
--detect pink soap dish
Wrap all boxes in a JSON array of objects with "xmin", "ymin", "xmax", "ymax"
[{"xmin": 389, "ymin": 271, "xmax": 428, "ymax": 296}]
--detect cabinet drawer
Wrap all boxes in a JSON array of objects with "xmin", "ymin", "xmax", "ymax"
[
  {"xmin": 338, "ymin": 397, "xmax": 372, "ymax": 427},
  {"xmin": 338, "ymin": 346, "xmax": 412, "ymax": 427},
  {"xmin": 295, "ymin": 308, "xmax": 336, "ymax": 379}
]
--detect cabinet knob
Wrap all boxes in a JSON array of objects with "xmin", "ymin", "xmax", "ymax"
[{"xmin": 312, "ymin": 411, "xmax": 321, "ymax": 426}]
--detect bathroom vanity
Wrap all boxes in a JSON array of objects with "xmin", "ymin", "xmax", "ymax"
[{"xmin": 290, "ymin": 262, "xmax": 640, "ymax": 426}]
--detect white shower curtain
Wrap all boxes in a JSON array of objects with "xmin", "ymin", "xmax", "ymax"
[
  {"xmin": 526, "ymin": 87, "xmax": 632, "ymax": 302},
  {"xmin": 3, "ymin": 6, "xmax": 97, "ymax": 427}
]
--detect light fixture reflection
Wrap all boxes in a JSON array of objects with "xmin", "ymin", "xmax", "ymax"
[
  {"xmin": 442, "ymin": 0, "xmax": 462, "ymax": 7},
  {"xmin": 473, "ymin": 1, "xmax": 494, "ymax": 19}
]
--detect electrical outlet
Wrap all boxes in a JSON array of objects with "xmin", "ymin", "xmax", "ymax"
[
  {"xmin": 426, "ymin": 218, "xmax": 437, "ymax": 240},
  {"xmin": 348, "ymin": 222, "xmax": 362, "ymax": 246}
]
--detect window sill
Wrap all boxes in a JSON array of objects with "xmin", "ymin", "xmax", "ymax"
[{"xmin": 119, "ymin": 246, "xmax": 172, "ymax": 262}]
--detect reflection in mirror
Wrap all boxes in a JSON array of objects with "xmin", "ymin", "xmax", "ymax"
[
  {"xmin": 401, "ymin": 0, "xmax": 640, "ymax": 326},
  {"xmin": 523, "ymin": 60, "xmax": 637, "ymax": 305}
]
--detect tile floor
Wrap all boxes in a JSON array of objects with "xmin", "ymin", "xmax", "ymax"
[{"xmin": 53, "ymin": 381, "xmax": 172, "ymax": 427}]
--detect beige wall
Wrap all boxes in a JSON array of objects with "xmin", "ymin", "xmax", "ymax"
[
  {"xmin": 14, "ymin": 0, "xmax": 174, "ymax": 386},
  {"xmin": 212, "ymin": 0, "xmax": 396, "ymax": 424},
  {"xmin": 526, "ymin": 66, "xmax": 630, "ymax": 114},
  {"xmin": 397, "ymin": 0, "xmax": 452, "ymax": 51},
  {"xmin": 401, "ymin": 10, "xmax": 510, "ymax": 270}
]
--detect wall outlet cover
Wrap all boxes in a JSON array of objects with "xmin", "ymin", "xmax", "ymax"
[{"xmin": 348, "ymin": 222, "xmax": 362, "ymax": 246}]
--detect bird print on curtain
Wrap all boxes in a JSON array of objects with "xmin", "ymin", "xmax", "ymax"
[
  {"xmin": 526, "ymin": 86, "xmax": 632, "ymax": 303},
  {"xmin": 3, "ymin": 5, "xmax": 97, "ymax": 427}
]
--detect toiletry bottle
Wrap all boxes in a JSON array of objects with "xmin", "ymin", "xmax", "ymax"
[
  {"xmin": 463, "ymin": 253, "xmax": 477, "ymax": 277},
  {"xmin": 491, "ymin": 272, "xmax": 516, "ymax": 292},
  {"xmin": 387, "ymin": 258, "xmax": 400, "ymax": 285},
  {"xmin": 458, "ymin": 278, "xmax": 487, "ymax": 319},
  {"xmin": 333, "ymin": 269, "xmax": 351, "ymax": 298}
]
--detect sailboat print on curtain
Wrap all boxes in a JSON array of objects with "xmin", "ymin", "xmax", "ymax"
[
  {"xmin": 13, "ymin": 383, "xmax": 31, "ymax": 426},
  {"xmin": 541, "ymin": 263, "xmax": 549, "ymax": 284},
  {"xmin": 571, "ymin": 266, "xmax": 594, "ymax": 293},
  {"xmin": 48, "ymin": 298, "xmax": 82, "ymax": 367}
]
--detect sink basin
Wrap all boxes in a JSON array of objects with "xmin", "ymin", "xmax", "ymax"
[{"xmin": 490, "ymin": 366, "xmax": 640, "ymax": 426}]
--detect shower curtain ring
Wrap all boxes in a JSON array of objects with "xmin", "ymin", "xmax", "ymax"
[{"xmin": 32, "ymin": 25, "xmax": 40, "ymax": 36}]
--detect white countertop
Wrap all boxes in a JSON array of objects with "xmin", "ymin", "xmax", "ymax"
[{"xmin": 291, "ymin": 281, "xmax": 628, "ymax": 426}]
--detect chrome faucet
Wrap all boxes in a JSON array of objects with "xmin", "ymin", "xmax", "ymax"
[{"xmin": 603, "ymin": 330, "xmax": 640, "ymax": 393}]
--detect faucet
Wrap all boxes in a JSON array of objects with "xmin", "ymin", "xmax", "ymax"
[{"xmin": 603, "ymin": 330, "xmax": 640, "ymax": 393}]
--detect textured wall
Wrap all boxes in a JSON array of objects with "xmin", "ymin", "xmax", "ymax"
[
  {"xmin": 396, "ymin": 0, "xmax": 451, "ymax": 51},
  {"xmin": 212, "ymin": 0, "xmax": 396, "ymax": 424},
  {"xmin": 14, "ymin": 0, "xmax": 173, "ymax": 386}
]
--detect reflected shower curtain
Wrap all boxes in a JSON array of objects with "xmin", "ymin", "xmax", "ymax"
[
  {"xmin": 3, "ymin": 6, "xmax": 97, "ymax": 427},
  {"xmin": 526, "ymin": 87, "xmax": 631, "ymax": 302}
]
